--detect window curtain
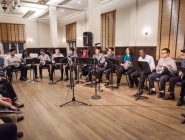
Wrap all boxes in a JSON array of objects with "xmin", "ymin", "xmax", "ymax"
[{"xmin": 66, "ymin": 22, "xmax": 76, "ymax": 43}]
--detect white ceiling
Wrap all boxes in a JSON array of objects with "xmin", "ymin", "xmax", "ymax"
[{"xmin": 0, "ymin": 0, "xmax": 109, "ymax": 20}]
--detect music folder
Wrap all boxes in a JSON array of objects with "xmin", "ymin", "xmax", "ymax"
[
  {"xmin": 26, "ymin": 58, "xmax": 40, "ymax": 64},
  {"xmin": 132, "ymin": 61, "xmax": 151, "ymax": 73},
  {"xmin": 54, "ymin": 57, "xmax": 64, "ymax": 63}
]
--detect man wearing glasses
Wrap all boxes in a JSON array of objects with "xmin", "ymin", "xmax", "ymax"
[
  {"xmin": 148, "ymin": 48, "xmax": 177, "ymax": 98},
  {"xmin": 160, "ymin": 49, "xmax": 185, "ymax": 101}
]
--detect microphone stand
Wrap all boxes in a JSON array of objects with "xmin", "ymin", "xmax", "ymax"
[{"xmin": 60, "ymin": 59, "xmax": 90, "ymax": 107}]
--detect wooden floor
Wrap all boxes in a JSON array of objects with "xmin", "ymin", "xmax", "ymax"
[{"xmin": 12, "ymin": 70, "xmax": 185, "ymax": 140}]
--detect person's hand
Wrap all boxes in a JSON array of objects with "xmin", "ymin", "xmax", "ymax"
[
  {"xmin": 0, "ymin": 77, "xmax": 2, "ymax": 81},
  {"xmin": 10, "ymin": 106, "xmax": 19, "ymax": 111},
  {"xmin": 158, "ymin": 67, "xmax": 162, "ymax": 71},
  {"xmin": 1, "ymin": 97, "xmax": 10, "ymax": 101},
  {"xmin": 179, "ymin": 71, "xmax": 183, "ymax": 77},
  {"xmin": 0, "ymin": 119, "xmax": 4, "ymax": 124},
  {"xmin": 13, "ymin": 63, "xmax": 18, "ymax": 67}
]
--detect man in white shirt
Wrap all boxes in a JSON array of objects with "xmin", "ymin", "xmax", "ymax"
[
  {"xmin": 130, "ymin": 49, "xmax": 155, "ymax": 95},
  {"xmin": 5, "ymin": 49, "xmax": 26, "ymax": 81},
  {"xmin": 38, "ymin": 49, "xmax": 51, "ymax": 78}
]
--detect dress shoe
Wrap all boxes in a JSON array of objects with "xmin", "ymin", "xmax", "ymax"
[
  {"xmin": 104, "ymin": 82, "xmax": 109, "ymax": 86},
  {"xmin": 17, "ymin": 132, "xmax": 23, "ymax": 138},
  {"xmin": 133, "ymin": 91, "xmax": 143, "ymax": 96},
  {"xmin": 60, "ymin": 77, "xmax": 63, "ymax": 80},
  {"xmin": 163, "ymin": 95, "xmax": 175, "ymax": 100},
  {"xmin": 129, "ymin": 84, "xmax": 134, "ymax": 88},
  {"xmin": 40, "ymin": 75, "xmax": 43, "ymax": 78},
  {"xmin": 115, "ymin": 83, "xmax": 120, "ymax": 88},
  {"xmin": 177, "ymin": 99, "xmax": 184, "ymax": 106},
  {"xmin": 181, "ymin": 119, "xmax": 185, "ymax": 124},
  {"xmin": 63, "ymin": 77, "xmax": 69, "ymax": 81},
  {"xmin": 158, "ymin": 92, "xmax": 165, "ymax": 98},
  {"xmin": 13, "ymin": 97, "xmax": 18, "ymax": 101},
  {"xmin": 35, "ymin": 76, "xmax": 39, "ymax": 79},
  {"xmin": 13, "ymin": 103, "xmax": 24, "ymax": 108},
  {"xmin": 17, "ymin": 116, "xmax": 24, "ymax": 122},
  {"xmin": 181, "ymin": 114, "xmax": 185, "ymax": 118},
  {"xmin": 149, "ymin": 90, "xmax": 156, "ymax": 95},
  {"xmin": 19, "ymin": 78, "xmax": 26, "ymax": 81}
]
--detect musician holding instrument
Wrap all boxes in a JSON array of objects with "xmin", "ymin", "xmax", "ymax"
[
  {"xmin": 21, "ymin": 50, "xmax": 38, "ymax": 79},
  {"xmin": 50, "ymin": 48, "xmax": 64, "ymax": 80},
  {"xmin": 98, "ymin": 47, "xmax": 117, "ymax": 86},
  {"xmin": 81, "ymin": 49, "xmax": 89, "ymax": 80},
  {"xmin": 116, "ymin": 48, "xmax": 135, "ymax": 88},
  {"xmin": 5, "ymin": 49, "xmax": 27, "ymax": 81},
  {"xmin": 63, "ymin": 48, "xmax": 77, "ymax": 81},
  {"xmin": 38, "ymin": 49, "xmax": 51, "ymax": 79},
  {"xmin": 88, "ymin": 47, "xmax": 105, "ymax": 83},
  {"xmin": 130, "ymin": 49, "xmax": 155, "ymax": 96},
  {"xmin": 148, "ymin": 48, "xmax": 177, "ymax": 98}
]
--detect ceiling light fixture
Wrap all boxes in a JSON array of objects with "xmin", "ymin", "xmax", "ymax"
[
  {"xmin": 0, "ymin": 0, "xmax": 20, "ymax": 12},
  {"xmin": 61, "ymin": 10, "xmax": 64, "ymax": 12},
  {"xmin": 77, "ymin": 1, "xmax": 81, "ymax": 3},
  {"xmin": 22, "ymin": 10, "xmax": 36, "ymax": 18}
]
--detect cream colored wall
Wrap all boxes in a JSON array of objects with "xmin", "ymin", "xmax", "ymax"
[
  {"xmin": 59, "ymin": 0, "xmax": 159, "ymax": 47},
  {"xmin": 0, "ymin": 16, "xmax": 52, "ymax": 53}
]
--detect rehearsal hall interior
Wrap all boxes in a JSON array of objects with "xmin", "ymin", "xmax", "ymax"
[{"xmin": 0, "ymin": 0, "xmax": 185, "ymax": 140}]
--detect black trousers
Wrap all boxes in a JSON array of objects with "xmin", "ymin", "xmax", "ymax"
[
  {"xmin": 25, "ymin": 64, "xmax": 38, "ymax": 78},
  {"xmin": 117, "ymin": 67, "xmax": 135, "ymax": 85},
  {"xmin": 168, "ymin": 76, "xmax": 181, "ymax": 93},
  {"xmin": 81, "ymin": 65, "xmax": 89, "ymax": 76},
  {"xmin": 131, "ymin": 70, "xmax": 150, "ymax": 89},
  {"xmin": 39, "ymin": 64, "xmax": 50, "ymax": 76},
  {"xmin": 148, "ymin": 73, "xmax": 171, "ymax": 91},
  {"xmin": 0, "ymin": 79, "xmax": 17, "ymax": 101},
  {"xmin": 180, "ymin": 80, "xmax": 185, "ymax": 98},
  {"xmin": 65, "ymin": 65, "xmax": 77, "ymax": 79},
  {"xmin": 6, "ymin": 64, "xmax": 26, "ymax": 79},
  {"xmin": 51, "ymin": 64, "xmax": 63, "ymax": 79},
  {"xmin": 0, "ymin": 117, "xmax": 17, "ymax": 140}
]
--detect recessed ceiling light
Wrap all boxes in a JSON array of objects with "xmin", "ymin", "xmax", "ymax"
[
  {"xmin": 77, "ymin": 1, "xmax": 81, "ymax": 3},
  {"xmin": 61, "ymin": 10, "xmax": 64, "ymax": 12}
]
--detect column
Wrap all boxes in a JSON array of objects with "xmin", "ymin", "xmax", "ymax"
[
  {"xmin": 88, "ymin": 0, "xmax": 101, "ymax": 45},
  {"xmin": 49, "ymin": 6, "xmax": 58, "ymax": 47}
]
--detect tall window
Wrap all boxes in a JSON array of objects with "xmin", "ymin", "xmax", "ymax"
[
  {"xmin": 18, "ymin": 43, "xmax": 24, "ymax": 53},
  {"xmin": 3, "ymin": 43, "xmax": 9, "ymax": 54},
  {"xmin": 101, "ymin": 10, "xmax": 116, "ymax": 49},
  {"xmin": 66, "ymin": 22, "xmax": 76, "ymax": 49}
]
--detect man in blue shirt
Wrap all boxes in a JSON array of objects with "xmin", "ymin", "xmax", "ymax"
[{"xmin": 162, "ymin": 49, "xmax": 185, "ymax": 101}]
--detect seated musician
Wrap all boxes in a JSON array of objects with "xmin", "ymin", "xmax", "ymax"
[
  {"xmin": 50, "ymin": 48, "xmax": 64, "ymax": 80},
  {"xmin": 162, "ymin": 49, "xmax": 185, "ymax": 101},
  {"xmin": 21, "ymin": 50, "xmax": 38, "ymax": 79},
  {"xmin": 5, "ymin": 49, "xmax": 26, "ymax": 81},
  {"xmin": 99, "ymin": 47, "xmax": 117, "ymax": 86},
  {"xmin": 116, "ymin": 48, "xmax": 135, "ymax": 88},
  {"xmin": 38, "ymin": 49, "xmax": 51, "ymax": 79},
  {"xmin": 131, "ymin": 49, "xmax": 155, "ymax": 96},
  {"xmin": 148, "ymin": 48, "xmax": 177, "ymax": 98},
  {"xmin": 63, "ymin": 48, "xmax": 77, "ymax": 81},
  {"xmin": 88, "ymin": 47, "xmax": 105, "ymax": 83},
  {"xmin": 81, "ymin": 49, "xmax": 89, "ymax": 80}
]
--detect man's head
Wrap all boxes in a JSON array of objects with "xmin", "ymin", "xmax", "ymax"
[
  {"xmin": 23, "ymin": 50, "xmax": 29, "ymax": 56},
  {"xmin": 55, "ymin": 48, "xmax": 60, "ymax": 54},
  {"xmin": 139, "ymin": 49, "xmax": 146, "ymax": 58},
  {"xmin": 69, "ymin": 48, "xmax": 74, "ymax": 54},
  {"xmin": 40, "ymin": 49, "xmax": 45, "ymax": 55},
  {"xmin": 181, "ymin": 49, "xmax": 185, "ymax": 60},
  {"xmin": 108, "ymin": 47, "xmax": 114, "ymax": 55},
  {"xmin": 161, "ymin": 48, "xmax": 170, "ymax": 58},
  {"xmin": 9, "ymin": 49, "xmax": 16, "ymax": 56},
  {"xmin": 95, "ymin": 48, "xmax": 101, "ymax": 55}
]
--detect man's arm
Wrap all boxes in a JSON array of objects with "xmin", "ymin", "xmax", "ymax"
[{"xmin": 149, "ymin": 56, "xmax": 156, "ymax": 72}]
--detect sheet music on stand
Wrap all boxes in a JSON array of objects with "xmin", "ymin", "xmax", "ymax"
[{"xmin": 106, "ymin": 58, "xmax": 120, "ymax": 70}]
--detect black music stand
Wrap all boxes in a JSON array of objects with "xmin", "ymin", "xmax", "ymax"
[
  {"xmin": 60, "ymin": 59, "xmax": 90, "ymax": 107},
  {"xmin": 26, "ymin": 59, "xmax": 40, "ymax": 83},
  {"xmin": 49, "ymin": 57, "xmax": 64, "ymax": 85},
  {"xmin": 72, "ymin": 57, "xmax": 85, "ymax": 84},
  {"xmin": 132, "ymin": 61, "xmax": 150, "ymax": 101},
  {"xmin": 56, "ymin": 57, "xmax": 68, "ymax": 83},
  {"xmin": 105, "ymin": 58, "xmax": 119, "ymax": 90}
]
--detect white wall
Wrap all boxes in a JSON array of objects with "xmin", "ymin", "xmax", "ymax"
[
  {"xmin": 59, "ymin": 0, "xmax": 159, "ymax": 47},
  {"xmin": 0, "ymin": 16, "xmax": 53, "ymax": 53}
]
